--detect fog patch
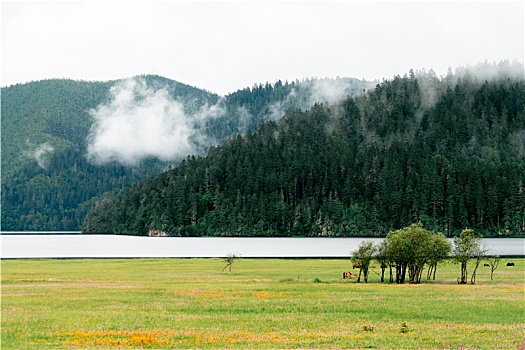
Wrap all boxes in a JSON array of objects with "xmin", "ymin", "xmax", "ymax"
[
  {"xmin": 453, "ymin": 59, "xmax": 524, "ymax": 83},
  {"xmin": 309, "ymin": 78, "xmax": 369, "ymax": 106},
  {"xmin": 509, "ymin": 129, "xmax": 525, "ymax": 159},
  {"xmin": 24, "ymin": 142, "xmax": 54, "ymax": 170},
  {"xmin": 235, "ymin": 106, "xmax": 253, "ymax": 135},
  {"xmin": 265, "ymin": 78, "xmax": 373, "ymax": 122}
]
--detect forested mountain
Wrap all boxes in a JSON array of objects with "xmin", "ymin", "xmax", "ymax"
[
  {"xmin": 1, "ymin": 75, "xmax": 371, "ymax": 230},
  {"xmin": 82, "ymin": 63, "xmax": 525, "ymax": 237}
]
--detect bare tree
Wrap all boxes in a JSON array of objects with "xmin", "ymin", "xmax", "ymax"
[
  {"xmin": 222, "ymin": 253, "xmax": 240, "ymax": 272},
  {"xmin": 452, "ymin": 228, "xmax": 481, "ymax": 284},
  {"xmin": 426, "ymin": 233, "xmax": 452, "ymax": 280},
  {"xmin": 487, "ymin": 255, "xmax": 501, "ymax": 281},
  {"xmin": 470, "ymin": 244, "xmax": 488, "ymax": 285}
]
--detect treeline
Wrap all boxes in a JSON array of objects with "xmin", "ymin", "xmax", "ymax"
[{"xmin": 82, "ymin": 69, "xmax": 525, "ymax": 237}]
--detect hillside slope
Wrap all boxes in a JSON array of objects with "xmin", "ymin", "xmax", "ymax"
[
  {"xmin": 1, "ymin": 76, "xmax": 220, "ymax": 230},
  {"xmin": 82, "ymin": 66, "xmax": 525, "ymax": 237},
  {"xmin": 1, "ymin": 75, "xmax": 371, "ymax": 230}
]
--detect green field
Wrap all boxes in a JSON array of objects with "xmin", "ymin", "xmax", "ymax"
[{"xmin": 2, "ymin": 258, "xmax": 524, "ymax": 349}]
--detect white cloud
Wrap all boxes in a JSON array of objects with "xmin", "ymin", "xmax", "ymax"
[
  {"xmin": 85, "ymin": 75, "xmax": 377, "ymax": 166},
  {"xmin": 86, "ymin": 78, "xmax": 221, "ymax": 166}
]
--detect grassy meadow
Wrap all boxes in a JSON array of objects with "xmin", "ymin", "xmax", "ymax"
[{"xmin": 2, "ymin": 257, "xmax": 524, "ymax": 349}]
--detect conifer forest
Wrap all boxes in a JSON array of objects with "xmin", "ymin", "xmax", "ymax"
[{"xmin": 2, "ymin": 63, "xmax": 524, "ymax": 236}]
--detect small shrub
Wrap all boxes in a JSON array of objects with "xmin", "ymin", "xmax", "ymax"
[
  {"xmin": 361, "ymin": 324, "xmax": 374, "ymax": 332},
  {"xmin": 279, "ymin": 278, "xmax": 295, "ymax": 283},
  {"xmin": 400, "ymin": 322, "xmax": 411, "ymax": 333},
  {"xmin": 313, "ymin": 277, "xmax": 322, "ymax": 283}
]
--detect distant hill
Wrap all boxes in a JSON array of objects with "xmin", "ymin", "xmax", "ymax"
[
  {"xmin": 82, "ymin": 63, "xmax": 525, "ymax": 237},
  {"xmin": 1, "ymin": 75, "xmax": 372, "ymax": 230}
]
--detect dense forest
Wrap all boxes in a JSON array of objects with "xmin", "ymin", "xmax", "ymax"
[
  {"xmin": 1, "ymin": 77, "xmax": 216, "ymax": 230},
  {"xmin": 82, "ymin": 64, "xmax": 525, "ymax": 237},
  {"xmin": 1, "ymin": 74, "xmax": 370, "ymax": 230}
]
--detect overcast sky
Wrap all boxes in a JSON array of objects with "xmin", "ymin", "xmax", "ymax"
[{"xmin": 2, "ymin": 1, "xmax": 524, "ymax": 95}]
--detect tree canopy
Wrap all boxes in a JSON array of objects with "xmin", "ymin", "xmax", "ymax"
[{"xmin": 385, "ymin": 223, "xmax": 451, "ymax": 284}]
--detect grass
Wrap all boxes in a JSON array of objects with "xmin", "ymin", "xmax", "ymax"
[{"xmin": 2, "ymin": 258, "xmax": 524, "ymax": 349}]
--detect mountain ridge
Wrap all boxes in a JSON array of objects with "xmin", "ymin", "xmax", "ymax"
[{"xmin": 2, "ymin": 74, "xmax": 373, "ymax": 230}]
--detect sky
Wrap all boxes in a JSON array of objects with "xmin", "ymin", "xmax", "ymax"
[{"xmin": 1, "ymin": 1, "xmax": 524, "ymax": 96}]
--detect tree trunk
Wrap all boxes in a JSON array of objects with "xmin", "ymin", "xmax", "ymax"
[
  {"xmin": 408, "ymin": 266, "xmax": 416, "ymax": 284},
  {"xmin": 400, "ymin": 263, "xmax": 407, "ymax": 284},
  {"xmin": 471, "ymin": 258, "xmax": 482, "ymax": 285},
  {"xmin": 459, "ymin": 262, "xmax": 468, "ymax": 284},
  {"xmin": 418, "ymin": 268, "xmax": 424, "ymax": 284},
  {"xmin": 395, "ymin": 264, "xmax": 401, "ymax": 284},
  {"xmin": 427, "ymin": 265, "xmax": 433, "ymax": 280}
]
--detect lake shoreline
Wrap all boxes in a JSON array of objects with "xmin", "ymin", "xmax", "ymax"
[
  {"xmin": 3, "ymin": 232, "xmax": 524, "ymax": 238},
  {"xmin": 2, "ymin": 235, "xmax": 524, "ymax": 259}
]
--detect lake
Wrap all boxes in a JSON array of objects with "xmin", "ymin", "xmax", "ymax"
[{"xmin": 1, "ymin": 234, "xmax": 524, "ymax": 258}]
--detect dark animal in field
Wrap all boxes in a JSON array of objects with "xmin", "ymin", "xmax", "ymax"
[
  {"xmin": 343, "ymin": 271, "xmax": 357, "ymax": 279},
  {"xmin": 484, "ymin": 263, "xmax": 490, "ymax": 267},
  {"xmin": 352, "ymin": 264, "xmax": 360, "ymax": 269},
  {"xmin": 506, "ymin": 262, "xmax": 515, "ymax": 266}
]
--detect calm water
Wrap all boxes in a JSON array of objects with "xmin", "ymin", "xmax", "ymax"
[{"xmin": 1, "ymin": 234, "xmax": 523, "ymax": 258}]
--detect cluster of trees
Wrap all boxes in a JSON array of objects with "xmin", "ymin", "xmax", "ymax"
[
  {"xmin": 351, "ymin": 224, "xmax": 496, "ymax": 284},
  {"xmin": 83, "ymin": 66, "xmax": 525, "ymax": 237},
  {"xmin": 351, "ymin": 223, "xmax": 451, "ymax": 284}
]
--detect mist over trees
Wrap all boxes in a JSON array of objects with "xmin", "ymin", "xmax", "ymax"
[
  {"xmin": 82, "ymin": 64, "xmax": 525, "ymax": 237},
  {"xmin": 1, "ymin": 77, "xmax": 218, "ymax": 230},
  {"xmin": 1, "ymin": 75, "xmax": 370, "ymax": 231}
]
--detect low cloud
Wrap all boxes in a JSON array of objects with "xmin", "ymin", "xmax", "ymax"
[
  {"xmin": 265, "ymin": 78, "xmax": 374, "ymax": 121},
  {"xmin": 84, "ymin": 75, "xmax": 420, "ymax": 166},
  {"xmin": 86, "ymin": 78, "xmax": 222, "ymax": 166},
  {"xmin": 308, "ymin": 78, "xmax": 370, "ymax": 106},
  {"xmin": 453, "ymin": 59, "xmax": 524, "ymax": 83},
  {"xmin": 24, "ymin": 142, "xmax": 54, "ymax": 170}
]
